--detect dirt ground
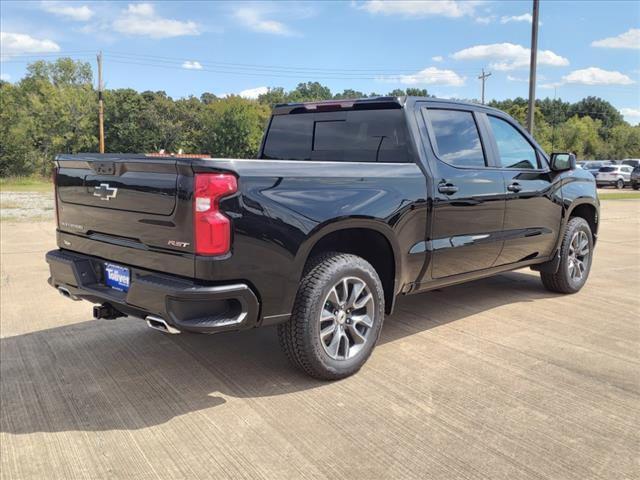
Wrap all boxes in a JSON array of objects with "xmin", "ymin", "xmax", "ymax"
[{"xmin": 0, "ymin": 200, "xmax": 638, "ymax": 479}]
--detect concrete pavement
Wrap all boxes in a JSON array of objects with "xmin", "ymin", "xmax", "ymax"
[{"xmin": 1, "ymin": 200, "xmax": 638, "ymax": 479}]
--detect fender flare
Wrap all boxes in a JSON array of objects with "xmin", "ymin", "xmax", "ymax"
[{"xmin": 294, "ymin": 218, "xmax": 403, "ymax": 296}]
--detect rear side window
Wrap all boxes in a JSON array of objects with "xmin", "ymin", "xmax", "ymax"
[
  {"xmin": 599, "ymin": 167, "xmax": 616, "ymax": 172},
  {"xmin": 261, "ymin": 109, "xmax": 411, "ymax": 163},
  {"xmin": 488, "ymin": 116, "xmax": 539, "ymax": 169},
  {"xmin": 426, "ymin": 109, "xmax": 486, "ymax": 168}
]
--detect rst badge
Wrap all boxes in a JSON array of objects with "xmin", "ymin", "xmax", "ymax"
[
  {"xmin": 93, "ymin": 183, "xmax": 118, "ymax": 201},
  {"xmin": 168, "ymin": 240, "xmax": 190, "ymax": 248}
]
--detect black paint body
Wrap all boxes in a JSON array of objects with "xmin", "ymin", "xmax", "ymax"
[{"xmin": 48, "ymin": 97, "xmax": 599, "ymax": 332}]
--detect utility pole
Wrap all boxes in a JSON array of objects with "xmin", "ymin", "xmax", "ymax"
[
  {"xmin": 97, "ymin": 51, "xmax": 105, "ymax": 153},
  {"xmin": 478, "ymin": 68, "xmax": 492, "ymax": 104},
  {"xmin": 527, "ymin": 0, "xmax": 540, "ymax": 134}
]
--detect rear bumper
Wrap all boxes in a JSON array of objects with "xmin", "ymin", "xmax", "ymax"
[{"xmin": 46, "ymin": 249, "xmax": 260, "ymax": 334}]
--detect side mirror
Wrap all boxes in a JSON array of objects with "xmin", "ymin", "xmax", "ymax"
[{"xmin": 550, "ymin": 152, "xmax": 576, "ymax": 172}]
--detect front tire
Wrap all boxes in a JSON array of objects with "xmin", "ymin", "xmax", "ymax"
[
  {"xmin": 541, "ymin": 217, "xmax": 593, "ymax": 294},
  {"xmin": 632, "ymin": 182, "xmax": 639, "ymax": 190},
  {"xmin": 278, "ymin": 253, "xmax": 385, "ymax": 380}
]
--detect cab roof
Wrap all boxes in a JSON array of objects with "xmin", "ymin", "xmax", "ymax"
[{"xmin": 272, "ymin": 96, "xmax": 504, "ymax": 115}]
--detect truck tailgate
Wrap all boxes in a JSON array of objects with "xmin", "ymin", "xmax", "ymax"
[{"xmin": 55, "ymin": 154, "xmax": 196, "ymax": 265}]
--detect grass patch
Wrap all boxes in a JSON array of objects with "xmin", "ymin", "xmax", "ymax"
[
  {"xmin": 599, "ymin": 191, "xmax": 640, "ymax": 200},
  {"xmin": 0, "ymin": 176, "xmax": 53, "ymax": 193}
]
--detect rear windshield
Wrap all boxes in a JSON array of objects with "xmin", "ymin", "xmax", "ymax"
[
  {"xmin": 261, "ymin": 109, "xmax": 412, "ymax": 163},
  {"xmin": 599, "ymin": 167, "xmax": 616, "ymax": 172}
]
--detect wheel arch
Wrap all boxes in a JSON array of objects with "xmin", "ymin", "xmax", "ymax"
[
  {"xmin": 566, "ymin": 200, "xmax": 598, "ymax": 243},
  {"xmin": 296, "ymin": 219, "xmax": 401, "ymax": 314}
]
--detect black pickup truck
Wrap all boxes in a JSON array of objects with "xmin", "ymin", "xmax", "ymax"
[{"xmin": 47, "ymin": 96, "xmax": 599, "ymax": 379}]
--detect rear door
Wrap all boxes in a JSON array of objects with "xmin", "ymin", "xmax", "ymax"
[
  {"xmin": 56, "ymin": 154, "xmax": 195, "ymax": 255},
  {"xmin": 482, "ymin": 114, "xmax": 562, "ymax": 265},
  {"xmin": 420, "ymin": 105, "xmax": 505, "ymax": 278}
]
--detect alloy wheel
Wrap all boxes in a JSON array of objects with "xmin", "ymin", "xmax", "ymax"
[
  {"xmin": 567, "ymin": 230, "xmax": 590, "ymax": 282},
  {"xmin": 319, "ymin": 276, "xmax": 375, "ymax": 360}
]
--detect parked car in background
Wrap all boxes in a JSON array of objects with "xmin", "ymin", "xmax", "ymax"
[
  {"xmin": 631, "ymin": 166, "xmax": 640, "ymax": 190},
  {"xmin": 596, "ymin": 165, "xmax": 633, "ymax": 189},
  {"xmin": 582, "ymin": 160, "xmax": 614, "ymax": 177},
  {"xmin": 621, "ymin": 159, "xmax": 640, "ymax": 169}
]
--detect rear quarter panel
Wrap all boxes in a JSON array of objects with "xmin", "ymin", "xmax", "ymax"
[{"xmin": 190, "ymin": 159, "xmax": 428, "ymax": 319}]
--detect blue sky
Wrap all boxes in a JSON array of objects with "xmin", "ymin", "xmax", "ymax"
[{"xmin": 2, "ymin": 1, "xmax": 639, "ymax": 122}]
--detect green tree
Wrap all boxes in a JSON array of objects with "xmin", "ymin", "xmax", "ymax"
[
  {"xmin": 568, "ymin": 96, "xmax": 624, "ymax": 132},
  {"xmin": 257, "ymin": 87, "xmax": 289, "ymax": 107},
  {"xmin": 554, "ymin": 115, "xmax": 603, "ymax": 160},
  {"xmin": 287, "ymin": 82, "xmax": 332, "ymax": 102},
  {"xmin": 199, "ymin": 96, "xmax": 270, "ymax": 158},
  {"xmin": 103, "ymin": 88, "xmax": 147, "ymax": 153},
  {"xmin": 333, "ymin": 89, "xmax": 366, "ymax": 99}
]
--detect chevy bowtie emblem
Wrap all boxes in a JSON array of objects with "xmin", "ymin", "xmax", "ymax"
[{"xmin": 93, "ymin": 183, "xmax": 118, "ymax": 201}]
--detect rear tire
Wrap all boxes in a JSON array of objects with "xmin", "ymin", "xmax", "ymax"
[
  {"xmin": 541, "ymin": 217, "xmax": 593, "ymax": 294},
  {"xmin": 633, "ymin": 183, "xmax": 639, "ymax": 190},
  {"xmin": 278, "ymin": 252, "xmax": 385, "ymax": 380},
  {"xmin": 616, "ymin": 178, "xmax": 624, "ymax": 189}
]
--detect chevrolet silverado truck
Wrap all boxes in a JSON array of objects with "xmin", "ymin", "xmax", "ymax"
[{"xmin": 47, "ymin": 97, "xmax": 599, "ymax": 380}]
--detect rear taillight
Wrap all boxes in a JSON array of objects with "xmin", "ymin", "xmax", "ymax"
[{"xmin": 193, "ymin": 173, "xmax": 237, "ymax": 255}]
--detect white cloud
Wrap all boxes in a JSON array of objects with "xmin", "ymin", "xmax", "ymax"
[
  {"xmin": 113, "ymin": 3, "xmax": 200, "ymax": 38},
  {"xmin": 0, "ymin": 73, "xmax": 10, "ymax": 81},
  {"xmin": 475, "ymin": 15, "xmax": 496, "ymax": 25},
  {"xmin": 620, "ymin": 108, "xmax": 640, "ymax": 123},
  {"xmin": 591, "ymin": 29, "xmax": 640, "ymax": 50},
  {"xmin": 500, "ymin": 13, "xmax": 533, "ymax": 24},
  {"xmin": 379, "ymin": 67, "xmax": 465, "ymax": 86},
  {"xmin": 0, "ymin": 32, "xmax": 61, "ymax": 60},
  {"xmin": 234, "ymin": 8, "xmax": 293, "ymax": 35},
  {"xmin": 239, "ymin": 86, "xmax": 269, "ymax": 99},
  {"xmin": 357, "ymin": 0, "xmax": 484, "ymax": 18},
  {"xmin": 562, "ymin": 67, "xmax": 635, "ymax": 86},
  {"xmin": 432, "ymin": 55, "xmax": 443, "ymax": 62},
  {"xmin": 182, "ymin": 61, "xmax": 202, "ymax": 70},
  {"xmin": 451, "ymin": 42, "xmax": 569, "ymax": 70},
  {"xmin": 41, "ymin": 1, "xmax": 94, "ymax": 21}
]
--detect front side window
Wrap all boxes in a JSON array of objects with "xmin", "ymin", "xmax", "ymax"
[
  {"xmin": 426, "ymin": 109, "xmax": 486, "ymax": 168},
  {"xmin": 488, "ymin": 116, "xmax": 539, "ymax": 169}
]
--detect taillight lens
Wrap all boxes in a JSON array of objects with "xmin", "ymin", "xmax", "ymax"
[{"xmin": 193, "ymin": 173, "xmax": 237, "ymax": 255}]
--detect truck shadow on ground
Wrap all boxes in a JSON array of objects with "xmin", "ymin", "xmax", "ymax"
[{"xmin": 1, "ymin": 271, "xmax": 557, "ymax": 434}]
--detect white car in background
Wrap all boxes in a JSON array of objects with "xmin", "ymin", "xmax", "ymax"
[
  {"xmin": 596, "ymin": 164, "xmax": 634, "ymax": 189},
  {"xmin": 582, "ymin": 160, "xmax": 614, "ymax": 177}
]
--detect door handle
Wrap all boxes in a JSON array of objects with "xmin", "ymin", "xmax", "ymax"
[
  {"xmin": 507, "ymin": 182, "xmax": 522, "ymax": 193},
  {"xmin": 438, "ymin": 183, "xmax": 458, "ymax": 194}
]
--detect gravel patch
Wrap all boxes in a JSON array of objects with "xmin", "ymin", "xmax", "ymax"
[{"xmin": 1, "ymin": 191, "xmax": 55, "ymax": 221}]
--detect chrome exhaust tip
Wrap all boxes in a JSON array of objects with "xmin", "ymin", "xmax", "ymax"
[
  {"xmin": 58, "ymin": 286, "xmax": 81, "ymax": 301},
  {"xmin": 145, "ymin": 316, "xmax": 181, "ymax": 334}
]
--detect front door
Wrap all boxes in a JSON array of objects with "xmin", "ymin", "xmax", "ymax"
[
  {"xmin": 484, "ymin": 114, "xmax": 562, "ymax": 265},
  {"xmin": 420, "ymin": 106, "xmax": 506, "ymax": 279}
]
